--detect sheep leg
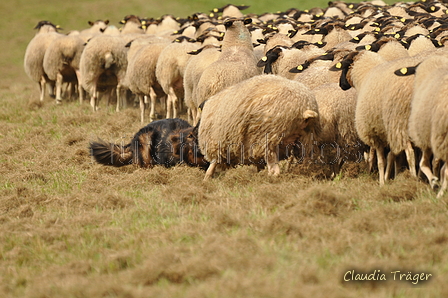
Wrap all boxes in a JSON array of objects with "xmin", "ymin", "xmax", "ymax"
[
  {"xmin": 39, "ymin": 77, "xmax": 46, "ymax": 102},
  {"xmin": 267, "ymin": 152, "xmax": 280, "ymax": 176},
  {"xmin": 76, "ymin": 70, "xmax": 84, "ymax": 104},
  {"xmin": 90, "ymin": 85, "xmax": 98, "ymax": 112},
  {"xmin": 139, "ymin": 95, "xmax": 145, "ymax": 124},
  {"xmin": 169, "ymin": 87, "xmax": 179, "ymax": 119},
  {"xmin": 405, "ymin": 141, "xmax": 417, "ymax": 177},
  {"xmin": 116, "ymin": 85, "xmax": 122, "ymax": 112},
  {"xmin": 436, "ymin": 163, "xmax": 448, "ymax": 198},
  {"xmin": 204, "ymin": 161, "xmax": 218, "ymax": 181},
  {"xmin": 192, "ymin": 108, "xmax": 199, "ymax": 126},
  {"xmin": 385, "ymin": 151, "xmax": 395, "ymax": 181},
  {"xmin": 433, "ymin": 157, "xmax": 442, "ymax": 180},
  {"xmin": 166, "ymin": 93, "xmax": 172, "ymax": 119},
  {"xmin": 149, "ymin": 95, "xmax": 156, "ymax": 122},
  {"xmin": 55, "ymin": 72, "xmax": 63, "ymax": 104},
  {"xmin": 376, "ymin": 146, "xmax": 386, "ymax": 186},
  {"xmin": 367, "ymin": 147, "xmax": 376, "ymax": 173},
  {"xmin": 419, "ymin": 148, "xmax": 439, "ymax": 190}
]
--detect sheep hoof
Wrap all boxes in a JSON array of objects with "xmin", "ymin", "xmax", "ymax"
[
  {"xmin": 55, "ymin": 99, "xmax": 62, "ymax": 105},
  {"xmin": 430, "ymin": 177, "xmax": 440, "ymax": 191}
]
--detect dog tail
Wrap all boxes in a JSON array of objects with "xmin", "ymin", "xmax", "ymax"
[{"xmin": 89, "ymin": 138, "xmax": 133, "ymax": 167}]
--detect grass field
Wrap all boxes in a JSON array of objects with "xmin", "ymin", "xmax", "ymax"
[{"xmin": 2, "ymin": 0, "xmax": 448, "ymax": 297}]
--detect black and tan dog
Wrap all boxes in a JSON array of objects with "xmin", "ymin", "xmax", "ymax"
[{"xmin": 89, "ymin": 118, "xmax": 208, "ymax": 169}]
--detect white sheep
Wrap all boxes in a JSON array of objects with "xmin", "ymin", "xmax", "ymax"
[
  {"xmin": 24, "ymin": 21, "xmax": 63, "ymax": 102},
  {"xmin": 79, "ymin": 35, "xmax": 128, "ymax": 112},
  {"xmin": 194, "ymin": 18, "xmax": 261, "ymax": 113},
  {"xmin": 155, "ymin": 37, "xmax": 200, "ymax": 121},
  {"xmin": 183, "ymin": 44, "xmax": 221, "ymax": 125},
  {"xmin": 198, "ymin": 74, "xmax": 320, "ymax": 180},
  {"xmin": 43, "ymin": 34, "xmax": 85, "ymax": 104},
  {"xmin": 396, "ymin": 53, "xmax": 448, "ymax": 196},
  {"xmin": 334, "ymin": 48, "xmax": 433, "ymax": 185},
  {"xmin": 311, "ymin": 83, "xmax": 367, "ymax": 177},
  {"xmin": 124, "ymin": 38, "xmax": 171, "ymax": 123}
]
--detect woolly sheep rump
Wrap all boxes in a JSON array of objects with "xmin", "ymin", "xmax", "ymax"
[{"xmin": 198, "ymin": 74, "xmax": 319, "ymax": 165}]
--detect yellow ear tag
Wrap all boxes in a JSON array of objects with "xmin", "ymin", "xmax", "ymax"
[
  {"xmin": 304, "ymin": 10, "xmax": 309, "ymax": 13},
  {"xmin": 439, "ymin": 41, "xmax": 443, "ymax": 46},
  {"xmin": 365, "ymin": 45, "xmax": 372, "ymax": 50},
  {"xmin": 210, "ymin": 13, "xmax": 214, "ymax": 17},
  {"xmin": 375, "ymin": 27, "xmax": 381, "ymax": 32},
  {"xmin": 400, "ymin": 18, "xmax": 406, "ymax": 22},
  {"xmin": 318, "ymin": 41, "xmax": 323, "ymax": 44},
  {"xmin": 261, "ymin": 56, "xmax": 267, "ymax": 61},
  {"xmin": 394, "ymin": 33, "xmax": 400, "ymax": 38},
  {"xmin": 400, "ymin": 68, "xmax": 407, "ymax": 75},
  {"xmin": 297, "ymin": 65, "xmax": 303, "ymax": 70},
  {"xmin": 345, "ymin": 24, "xmax": 350, "ymax": 27},
  {"xmin": 220, "ymin": 32, "xmax": 225, "ymax": 37},
  {"xmin": 335, "ymin": 62, "xmax": 342, "ymax": 69},
  {"xmin": 354, "ymin": 36, "xmax": 359, "ymax": 40},
  {"xmin": 349, "ymin": 4, "xmax": 354, "ymax": 8},
  {"xmin": 213, "ymin": 8, "xmax": 218, "ymax": 12},
  {"xmin": 351, "ymin": 26, "xmax": 356, "ymax": 30},
  {"xmin": 56, "ymin": 25, "xmax": 61, "ymax": 28},
  {"xmin": 173, "ymin": 30, "xmax": 178, "ymax": 34},
  {"xmin": 431, "ymin": 6, "xmax": 436, "ymax": 11},
  {"xmin": 315, "ymin": 28, "xmax": 320, "ymax": 32}
]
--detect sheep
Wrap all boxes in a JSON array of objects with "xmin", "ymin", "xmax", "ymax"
[
  {"xmin": 155, "ymin": 37, "xmax": 200, "ymax": 121},
  {"xmin": 288, "ymin": 48, "xmax": 353, "ymax": 90},
  {"xmin": 198, "ymin": 74, "xmax": 320, "ymax": 180},
  {"xmin": 89, "ymin": 118, "xmax": 208, "ymax": 169},
  {"xmin": 395, "ymin": 53, "xmax": 448, "ymax": 196},
  {"xmin": 257, "ymin": 43, "xmax": 327, "ymax": 80},
  {"xmin": 78, "ymin": 19, "xmax": 109, "ymax": 42},
  {"xmin": 333, "ymin": 48, "xmax": 432, "ymax": 185},
  {"xmin": 123, "ymin": 38, "xmax": 171, "ymax": 123},
  {"xmin": 79, "ymin": 35, "xmax": 128, "ymax": 112},
  {"xmin": 311, "ymin": 83, "xmax": 367, "ymax": 177},
  {"xmin": 24, "ymin": 20, "xmax": 63, "ymax": 102},
  {"xmin": 42, "ymin": 34, "xmax": 85, "ymax": 104},
  {"xmin": 193, "ymin": 18, "xmax": 261, "ymax": 114},
  {"xmin": 210, "ymin": 4, "xmax": 250, "ymax": 18},
  {"xmin": 183, "ymin": 44, "xmax": 221, "ymax": 125},
  {"xmin": 119, "ymin": 15, "xmax": 145, "ymax": 35}
]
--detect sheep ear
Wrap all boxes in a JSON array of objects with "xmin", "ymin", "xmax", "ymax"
[
  {"xmin": 302, "ymin": 110, "xmax": 318, "ymax": 125},
  {"xmin": 394, "ymin": 67, "xmax": 417, "ymax": 76},
  {"xmin": 88, "ymin": 21, "xmax": 94, "ymax": 26},
  {"xmin": 349, "ymin": 33, "xmax": 366, "ymax": 43},
  {"xmin": 237, "ymin": 5, "xmax": 250, "ymax": 10},
  {"xmin": 224, "ymin": 20, "xmax": 234, "ymax": 28},
  {"xmin": 244, "ymin": 18, "xmax": 252, "ymax": 25},
  {"xmin": 104, "ymin": 20, "xmax": 109, "ymax": 25},
  {"xmin": 119, "ymin": 19, "xmax": 126, "ymax": 24},
  {"xmin": 314, "ymin": 41, "xmax": 327, "ymax": 48},
  {"xmin": 339, "ymin": 66, "xmax": 352, "ymax": 90},
  {"xmin": 289, "ymin": 61, "xmax": 311, "ymax": 73}
]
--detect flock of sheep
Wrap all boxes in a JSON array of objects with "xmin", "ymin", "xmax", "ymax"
[{"xmin": 23, "ymin": 1, "xmax": 448, "ymax": 195}]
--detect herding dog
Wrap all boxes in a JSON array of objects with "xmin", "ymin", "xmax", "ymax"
[{"xmin": 89, "ymin": 118, "xmax": 208, "ymax": 169}]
